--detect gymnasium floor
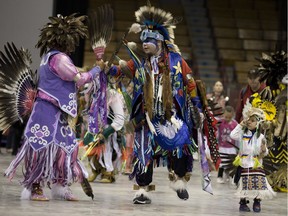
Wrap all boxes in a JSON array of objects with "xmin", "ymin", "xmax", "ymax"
[{"xmin": 0, "ymin": 152, "xmax": 287, "ymax": 216}]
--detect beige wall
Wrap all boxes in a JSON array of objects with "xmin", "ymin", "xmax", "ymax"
[{"xmin": 0, "ymin": 0, "xmax": 53, "ymax": 71}]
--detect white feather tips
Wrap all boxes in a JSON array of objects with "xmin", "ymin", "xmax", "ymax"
[
  {"xmin": 119, "ymin": 59, "xmax": 127, "ymax": 67},
  {"xmin": 135, "ymin": 5, "xmax": 174, "ymax": 26},
  {"xmin": 127, "ymin": 42, "xmax": 137, "ymax": 50},
  {"xmin": 92, "ymin": 38, "xmax": 107, "ymax": 50},
  {"xmin": 129, "ymin": 23, "xmax": 142, "ymax": 34},
  {"xmin": 242, "ymin": 99, "xmax": 252, "ymax": 120}
]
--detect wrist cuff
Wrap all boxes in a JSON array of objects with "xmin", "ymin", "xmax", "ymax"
[
  {"xmin": 83, "ymin": 132, "xmax": 94, "ymax": 146},
  {"xmin": 102, "ymin": 125, "xmax": 115, "ymax": 139}
]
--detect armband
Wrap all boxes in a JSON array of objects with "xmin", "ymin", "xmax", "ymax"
[{"xmin": 102, "ymin": 125, "xmax": 116, "ymax": 139}]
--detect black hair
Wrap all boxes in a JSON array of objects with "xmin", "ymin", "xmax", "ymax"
[
  {"xmin": 224, "ymin": 105, "xmax": 235, "ymax": 113},
  {"xmin": 247, "ymin": 69, "xmax": 261, "ymax": 79}
]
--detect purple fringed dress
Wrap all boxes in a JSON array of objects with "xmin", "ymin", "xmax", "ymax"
[{"xmin": 5, "ymin": 50, "xmax": 100, "ymax": 190}]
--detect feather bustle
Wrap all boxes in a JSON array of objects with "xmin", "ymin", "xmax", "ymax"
[{"xmin": 0, "ymin": 42, "xmax": 37, "ymax": 131}]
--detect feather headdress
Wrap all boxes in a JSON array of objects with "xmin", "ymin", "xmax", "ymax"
[
  {"xmin": 129, "ymin": 1, "xmax": 181, "ymax": 52},
  {"xmin": 36, "ymin": 13, "xmax": 88, "ymax": 56},
  {"xmin": 256, "ymin": 50, "xmax": 287, "ymax": 90},
  {"xmin": 88, "ymin": 4, "xmax": 113, "ymax": 60},
  {"xmin": 0, "ymin": 42, "xmax": 37, "ymax": 131},
  {"xmin": 244, "ymin": 106, "xmax": 266, "ymax": 121}
]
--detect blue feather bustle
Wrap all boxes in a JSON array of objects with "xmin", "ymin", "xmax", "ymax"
[{"xmin": 153, "ymin": 117, "xmax": 191, "ymax": 151}]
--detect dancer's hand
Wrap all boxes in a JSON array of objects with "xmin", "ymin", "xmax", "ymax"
[
  {"xmin": 261, "ymin": 139, "xmax": 267, "ymax": 152},
  {"xmin": 95, "ymin": 59, "xmax": 105, "ymax": 71},
  {"xmin": 240, "ymin": 120, "xmax": 246, "ymax": 127}
]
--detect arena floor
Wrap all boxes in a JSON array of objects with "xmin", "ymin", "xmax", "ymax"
[{"xmin": 0, "ymin": 152, "xmax": 287, "ymax": 216}]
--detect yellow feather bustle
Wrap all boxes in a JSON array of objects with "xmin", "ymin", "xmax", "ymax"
[{"xmin": 250, "ymin": 92, "xmax": 277, "ymax": 121}]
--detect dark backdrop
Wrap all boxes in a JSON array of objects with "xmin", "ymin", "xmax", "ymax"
[{"xmin": 53, "ymin": 0, "xmax": 89, "ymax": 67}]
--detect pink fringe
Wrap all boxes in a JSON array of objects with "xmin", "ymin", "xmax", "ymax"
[{"xmin": 5, "ymin": 142, "xmax": 86, "ymax": 189}]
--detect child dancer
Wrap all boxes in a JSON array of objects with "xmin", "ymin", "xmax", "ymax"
[
  {"xmin": 217, "ymin": 106, "xmax": 238, "ymax": 184},
  {"xmin": 230, "ymin": 107, "xmax": 276, "ymax": 212}
]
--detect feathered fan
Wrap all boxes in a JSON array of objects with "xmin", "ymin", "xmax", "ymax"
[
  {"xmin": 88, "ymin": 4, "xmax": 113, "ymax": 60},
  {"xmin": 0, "ymin": 42, "xmax": 37, "ymax": 131}
]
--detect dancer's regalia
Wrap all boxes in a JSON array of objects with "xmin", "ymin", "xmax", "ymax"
[
  {"xmin": 109, "ymin": 1, "xmax": 220, "ymax": 204},
  {"xmin": 255, "ymin": 51, "xmax": 287, "ymax": 192},
  {"xmin": 221, "ymin": 51, "xmax": 287, "ymax": 193},
  {"xmin": 79, "ymin": 5, "xmax": 126, "ymax": 183},
  {"xmin": 82, "ymin": 82, "xmax": 125, "ymax": 183},
  {"xmin": 1, "ymin": 13, "xmax": 103, "ymax": 201},
  {"xmin": 230, "ymin": 107, "xmax": 276, "ymax": 212},
  {"xmin": 221, "ymin": 51, "xmax": 286, "ymax": 211}
]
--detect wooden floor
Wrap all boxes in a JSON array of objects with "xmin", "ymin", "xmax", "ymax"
[{"xmin": 0, "ymin": 150, "xmax": 287, "ymax": 216}]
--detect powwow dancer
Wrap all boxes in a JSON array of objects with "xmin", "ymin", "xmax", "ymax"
[
  {"xmin": 254, "ymin": 51, "xmax": 287, "ymax": 193},
  {"xmin": 82, "ymin": 81, "xmax": 125, "ymax": 183},
  {"xmin": 221, "ymin": 52, "xmax": 287, "ymax": 209},
  {"xmin": 2, "ymin": 13, "xmax": 104, "ymax": 201},
  {"xmin": 230, "ymin": 106, "xmax": 276, "ymax": 212},
  {"xmin": 79, "ymin": 5, "xmax": 125, "ymax": 184},
  {"xmin": 109, "ymin": 1, "xmax": 220, "ymax": 204}
]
